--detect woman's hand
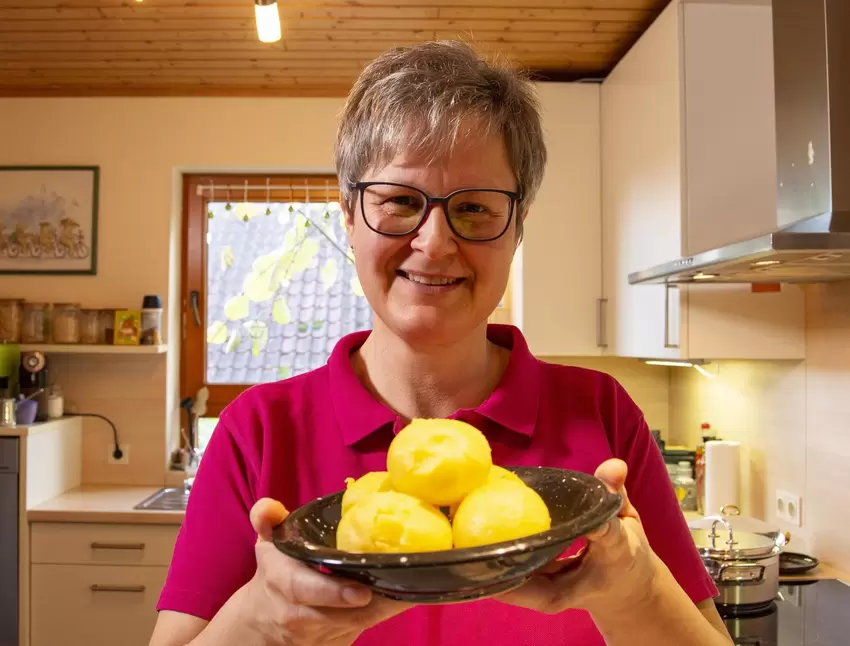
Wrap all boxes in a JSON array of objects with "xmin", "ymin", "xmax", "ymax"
[
  {"xmin": 498, "ymin": 459, "xmax": 663, "ymax": 618},
  {"xmin": 239, "ymin": 498, "xmax": 411, "ymax": 646}
]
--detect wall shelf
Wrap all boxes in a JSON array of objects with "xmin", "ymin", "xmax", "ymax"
[{"xmin": 20, "ymin": 344, "xmax": 168, "ymax": 355}]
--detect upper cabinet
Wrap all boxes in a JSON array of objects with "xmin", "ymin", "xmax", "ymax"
[
  {"xmin": 510, "ymin": 82, "xmax": 604, "ymax": 357},
  {"xmin": 601, "ymin": 0, "xmax": 805, "ymax": 360}
]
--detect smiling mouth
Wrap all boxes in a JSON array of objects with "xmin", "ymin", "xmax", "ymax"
[{"xmin": 397, "ymin": 270, "xmax": 465, "ymax": 286}]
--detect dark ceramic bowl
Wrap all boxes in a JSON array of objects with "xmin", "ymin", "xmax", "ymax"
[{"xmin": 273, "ymin": 466, "xmax": 622, "ymax": 603}]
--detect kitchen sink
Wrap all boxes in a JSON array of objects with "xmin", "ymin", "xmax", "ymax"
[{"xmin": 134, "ymin": 487, "xmax": 190, "ymax": 512}]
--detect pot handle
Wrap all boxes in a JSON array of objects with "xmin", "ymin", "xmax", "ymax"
[
  {"xmin": 716, "ymin": 562, "xmax": 766, "ymax": 584},
  {"xmin": 708, "ymin": 517, "xmax": 737, "ymax": 548}
]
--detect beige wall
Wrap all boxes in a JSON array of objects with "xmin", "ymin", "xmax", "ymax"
[
  {"xmin": 670, "ymin": 281, "xmax": 850, "ymax": 571},
  {"xmin": 1, "ymin": 95, "xmax": 671, "ymax": 486}
]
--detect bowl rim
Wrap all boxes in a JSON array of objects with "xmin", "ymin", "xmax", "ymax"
[{"xmin": 273, "ymin": 466, "xmax": 623, "ymax": 570}]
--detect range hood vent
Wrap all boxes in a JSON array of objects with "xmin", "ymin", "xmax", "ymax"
[{"xmin": 629, "ymin": 0, "xmax": 850, "ymax": 285}]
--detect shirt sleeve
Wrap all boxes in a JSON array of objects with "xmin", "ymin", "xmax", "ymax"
[
  {"xmin": 156, "ymin": 416, "xmax": 259, "ymax": 620},
  {"xmin": 611, "ymin": 387, "xmax": 718, "ymax": 606}
]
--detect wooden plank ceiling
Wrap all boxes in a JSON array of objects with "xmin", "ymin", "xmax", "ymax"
[{"xmin": 0, "ymin": 0, "xmax": 669, "ymax": 97}]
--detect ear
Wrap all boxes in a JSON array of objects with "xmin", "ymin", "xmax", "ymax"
[{"xmin": 342, "ymin": 201, "xmax": 356, "ymax": 240}]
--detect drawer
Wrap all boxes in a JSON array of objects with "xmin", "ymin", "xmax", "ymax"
[
  {"xmin": 30, "ymin": 522, "xmax": 179, "ymax": 566},
  {"xmin": 30, "ymin": 563, "xmax": 167, "ymax": 646}
]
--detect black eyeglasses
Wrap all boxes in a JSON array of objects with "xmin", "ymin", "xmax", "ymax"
[{"xmin": 350, "ymin": 181, "xmax": 522, "ymax": 242}]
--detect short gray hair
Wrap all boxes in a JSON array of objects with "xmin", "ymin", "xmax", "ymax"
[{"xmin": 334, "ymin": 40, "xmax": 548, "ymax": 231}]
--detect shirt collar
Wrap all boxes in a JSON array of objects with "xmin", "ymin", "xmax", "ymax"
[{"xmin": 328, "ymin": 324, "xmax": 541, "ymax": 447}]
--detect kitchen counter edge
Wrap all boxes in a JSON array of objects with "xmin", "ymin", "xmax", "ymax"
[{"xmin": 27, "ymin": 484, "xmax": 185, "ymax": 525}]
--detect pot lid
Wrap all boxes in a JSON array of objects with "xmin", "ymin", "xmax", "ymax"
[{"xmin": 690, "ymin": 517, "xmax": 785, "ymax": 559}]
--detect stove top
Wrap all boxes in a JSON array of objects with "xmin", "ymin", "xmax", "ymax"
[{"xmin": 719, "ymin": 580, "xmax": 850, "ymax": 646}]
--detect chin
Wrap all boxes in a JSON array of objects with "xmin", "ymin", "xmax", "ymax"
[{"xmin": 382, "ymin": 305, "xmax": 484, "ymax": 347}]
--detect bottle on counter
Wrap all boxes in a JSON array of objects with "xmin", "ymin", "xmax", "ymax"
[{"xmin": 673, "ymin": 461, "xmax": 698, "ymax": 512}]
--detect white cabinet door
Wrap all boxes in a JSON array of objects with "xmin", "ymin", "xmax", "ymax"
[
  {"xmin": 681, "ymin": 1, "xmax": 780, "ymax": 256},
  {"xmin": 601, "ymin": 3, "xmax": 685, "ymax": 359},
  {"xmin": 30, "ymin": 522, "xmax": 179, "ymax": 567},
  {"xmin": 514, "ymin": 82, "xmax": 603, "ymax": 356},
  {"xmin": 601, "ymin": 0, "xmax": 805, "ymax": 360},
  {"xmin": 30, "ymin": 564, "xmax": 168, "ymax": 646}
]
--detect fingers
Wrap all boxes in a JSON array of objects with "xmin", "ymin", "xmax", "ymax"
[
  {"xmin": 256, "ymin": 541, "xmax": 374, "ymax": 609},
  {"xmin": 593, "ymin": 458, "xmax": 627, "ymax": 493},
  {"xmin": 593, "ymin": 458, "xmax": 640, "ymax": 522},
  {"xmin": 322, "ymin": 595, "xmax": 413, "ymax": 629},
  {"xmin": 250, "ymin": 498, "xmax": 290, "ymax": 541}
]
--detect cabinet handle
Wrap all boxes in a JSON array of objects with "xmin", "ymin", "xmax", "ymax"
[
  {"xmin": 596, "ymin": 298, "xmax": 608, "ymax": 348},
  {"xmin": 90, "ymin": 584, "xmax": 146, "ymax": 593},
  {"xmin": 90, "ymin": 542, "xmax": 146, "ymax": 551},
  {"xmin": 664, "ymin": 284, "xmax": 680, "ymax": 349}
]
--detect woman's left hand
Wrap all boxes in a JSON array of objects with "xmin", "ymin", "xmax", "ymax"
[{"xmin": 498, "ymin": 458, "xmax": 663, "ymax": 618}]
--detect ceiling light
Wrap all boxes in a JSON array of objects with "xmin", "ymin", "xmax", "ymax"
[
  {"xmin": 752, "ymin": 260, "xmax": 781, "ymax": 267},
  {"xmin": 255, "ymin": 0, "xmax": 282, "ymax": 43},
  {"xmin": 692, "ymin": 272, "xmax": 718, "ymax": 280}
]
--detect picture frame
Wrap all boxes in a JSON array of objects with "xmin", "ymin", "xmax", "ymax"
[{"xmin": 0, "ymin": 165, "xmax": 99, "ymax": 275}]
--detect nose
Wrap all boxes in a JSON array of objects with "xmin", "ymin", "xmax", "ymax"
[{"xmin": 409, "ymin": 203, "xmax": 458, "ymax": 259}]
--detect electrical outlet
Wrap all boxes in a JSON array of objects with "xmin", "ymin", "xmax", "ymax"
[
  {"xmin": 776, "ymin": 490, "xmax": 801, "ymax": 526},
  {"xmin": 107, "ymin": 444, "xmax": 130, "ymax": 465}
]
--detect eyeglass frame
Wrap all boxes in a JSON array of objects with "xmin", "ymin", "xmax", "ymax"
[{"xmin": 349, "ymin": 181, "xmax": 523, "ymax": 242}]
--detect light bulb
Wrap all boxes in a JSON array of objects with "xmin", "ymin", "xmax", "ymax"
[{"xmin": 254, "ymin": 0, "xmax": 282, "ymax": 43}]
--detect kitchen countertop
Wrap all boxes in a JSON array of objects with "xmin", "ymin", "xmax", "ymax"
[
  {"xmin": 780, "ymin": 562, "xmax": 850, "ymax": 583},
  {"xmin": 28, "ymin": 484, "xmax": 185, "ymax": 525},
  {"xmin": 0, "ymin": 417, "xmax": 83, "ymax": 438}
]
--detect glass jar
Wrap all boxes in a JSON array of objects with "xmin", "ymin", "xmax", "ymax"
[
  {"xmin": 100, "ymin": 309, "xmax": 115, "ymax": 344},
  {"xmin": 80, "ymin": 308, "xmax": 103, "ymax": 344},
  {"xmin": 21, "ymin": 302, "xmax": 50, "ymax": 344},
  {"xmin": 52, "ymin": 303, "xmax": 81, "ymax": 344},
  {"xmin": 0, "ymin": 299, "xmax": 23, "ymax": 343}
]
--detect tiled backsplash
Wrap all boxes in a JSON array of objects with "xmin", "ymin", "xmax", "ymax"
[{"xmin": 671, "ymin": 281, "xmax": 850, "ymax": 572}]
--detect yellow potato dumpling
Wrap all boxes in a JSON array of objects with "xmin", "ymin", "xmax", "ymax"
[
  {"xmin": 341, "ymin": 471, "xmax": 394, "ymax": 517},
  {"xmin": 452, "ymin": 479, "xmax": 552, "ymax": 549},
  {"xmin": 336, "ymin": 491, "xmax": 454, "ymax": 553},
  {"xmin": 387, "ymin": 418, "xmax": 493, "ymax": 506},
  {"xmin": 449, "ymin": 465, "xmax": 524, "ymax": 517},
  {"xmin": 487, "ymin": 464, "xmax": 524, "ymax": 485}
]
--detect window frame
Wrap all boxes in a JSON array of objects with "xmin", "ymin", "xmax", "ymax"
[{"xmin": 180, "ymin": 172, "xmax": 341, "ymax": 417}]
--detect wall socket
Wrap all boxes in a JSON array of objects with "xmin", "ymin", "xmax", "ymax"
[
  {"xmin": 107, "ymin": 444, "xmax": 130, "ymax": 465},
  {"xmin": 776, "ymin": 490, "xmax": 802, "ymax": 526}
]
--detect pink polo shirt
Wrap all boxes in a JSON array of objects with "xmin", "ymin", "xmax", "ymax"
[{"xmin": 158, "ymin": 324, "xmax": 716, "ymax": 645}]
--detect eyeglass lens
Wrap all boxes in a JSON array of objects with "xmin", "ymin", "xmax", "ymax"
[{"xmin": 360, "ymin": 183, "xmax": 513, "ymax": 240}]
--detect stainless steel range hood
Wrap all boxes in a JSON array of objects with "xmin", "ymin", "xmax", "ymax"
[{"xmin": 629, "ymin": 0, "xmax": 850, "ymax": 285}]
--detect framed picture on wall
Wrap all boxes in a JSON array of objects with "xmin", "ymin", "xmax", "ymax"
[{"xmin": 0, "ymin": 165, "xmax": 99, "ymax": 275}]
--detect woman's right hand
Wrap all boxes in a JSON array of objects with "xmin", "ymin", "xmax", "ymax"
[{"xmin": 241, "ymin": 498, "xmax": 411, "ymax": 646}]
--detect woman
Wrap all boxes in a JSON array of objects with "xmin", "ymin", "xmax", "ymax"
[{"xmin": 151, "ymin": 41, "xmax": 731, "ymax": 646}]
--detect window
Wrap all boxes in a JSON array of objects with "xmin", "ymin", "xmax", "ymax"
[{"xmin": 181, "ymin": 173, "xmax": 373, "ymax": 424}]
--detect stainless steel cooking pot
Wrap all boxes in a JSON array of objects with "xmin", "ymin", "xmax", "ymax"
[{"xmin": 690, "ymin": 515, "xmax": 786, "ymax": 608}]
